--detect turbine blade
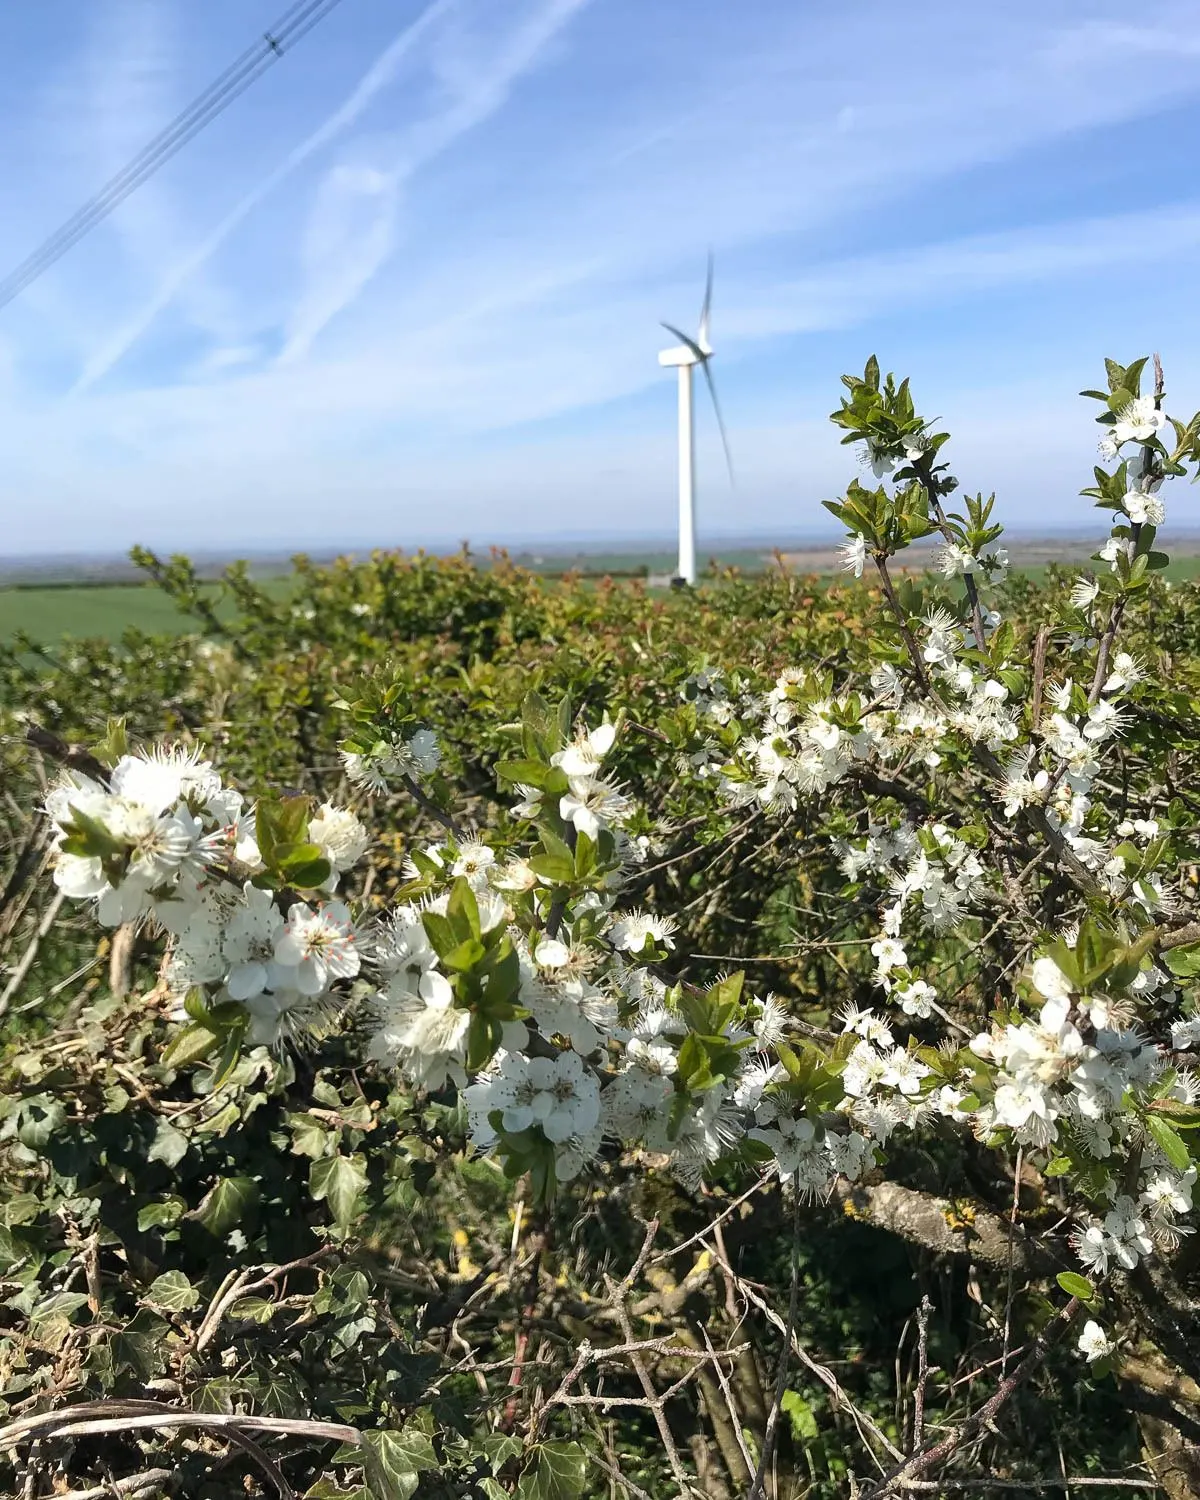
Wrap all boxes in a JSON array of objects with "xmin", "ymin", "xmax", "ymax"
[
  {"xmin": 699, "ymin": 251, "xmax": 713, "ymax": 346},
  {"xmin": 660, "ymin": 321, "xmax": 704, "ymax": 361},
  {"xmin": 701, "ymin": 358, "xmax": 735, "ymax": 486}
]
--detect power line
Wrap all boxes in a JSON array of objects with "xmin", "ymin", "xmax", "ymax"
[{"xmin": 0, "ymin": 0, "xmax": 350, "ymax": 312}]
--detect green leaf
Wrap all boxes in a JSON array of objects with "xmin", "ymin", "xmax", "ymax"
[
  {"xmin": 146, "ymin": 1119, "xmax": 190, "ymax": 1168},
  {"xmin": 30, "ymin": 1291, "xmax": 90, "ymax": 1328},
  {"xmin": 517, "ymin": 1441, "xmax": 588, "ymax": 1500},
  {"xmin": 146, "ymin": 1270, "xmax": 200, "ymax": 1312},
  {"xmin": 447, "ymin": 877, "xmax": 482, "ymax": 942},
  {"xmin": 1148, "ymin": 1098, "xmax": 1200, "ymax": 1130},
  {"xmin": 91, "ymin": 716, "xmax": 129, "ymax": 767},
  {"xmin": 15, "ymin": 1096, "xmax": 66, "ymax": 1149},
  {"xmin": 227, "ymin": 1296, "xmax": 280, "ymax": 1324},
  {"xmin": 707, "ymin": 971, "xmax": 745, "ymax": 1010},
  {"xmin": 528, "ymin": 852, "xmax": 574, "ymax": 883},
  {"xmin": 192, "ymin": 1175, "xmax": 260, "ymax": 1238},
  {"xmin": 310, "ymin": 1153, "xmax": 369, "ymax": 1228},
  {"xmin": 360, "ymin": 1427, "xmax": 438, "ymax": 1500},
  {"xmin": 161, "ymin": 1021, "xmax": 219, "ymax": 1070},
  {"xmin": 467, "ymin": 1011, "xmax": 503, "ymax": 1072},
  {"xmin": 1056, "ymin": 1272, "xmax": 1095, "ymax": 1301},
  {"xmin": 1164, "ymin": 944, "xmax": 1200, "ymax": 978},
  {"xmin": 209, "ymin": 1017, "xmax": 248, "ymax": 1092},
  {"xmin": 1145, "ymin": 1114, "xmax": 1192, "ymax": 1173},
  {"xmin": 496, "ymin": 758, "xmax": 551, "ymax": 786},
  {"xmin": 1043, "ymin": 1156, "xmax": 1072, "ymax": 1177},
  {"xmin": 675, "ymin": 1033, "xmax": 711, "ymax": 1088},
  {"xmin": 440, "ymin": 937, "xmax": 486, "ymax": 973},
  {"xmin": 286, "ymin": 1112, "xmax": 333, "ymax": 1159},
  {"xmin": 137, "ymin": 1196, "xmax": 186, "ymax": 1231},
  {"xmin": 277, "ymin": 847, "xmax": 333, "ymax": 889},
  {"xmin": 481, "ymin": 940, "xmax": 521, "ymax": 1009},
  {"xmin": 520, "ymin": 689, "xmax": 561, "ymax": 760},
  {"xmin": 255, "ymin": 795, "xmax": 312, "ymax": 870},
  {"xmin": 192, "ymin": 1376, "xmax": 244, "ymax": 1414}
]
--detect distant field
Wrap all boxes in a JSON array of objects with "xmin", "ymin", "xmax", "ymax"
[
  {"xmin": 0, "ymin": 580, "xmax": 292, "ymax": 644},
  {"xmin": 998, "ymin": 556, "xmax": 1200, "ymax": 587},
  {"xmin": 4, "ymin": 551, "xmax": 1200, "ymax": 644}
]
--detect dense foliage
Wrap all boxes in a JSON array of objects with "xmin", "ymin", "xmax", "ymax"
[{"xmin": 2, "ymin": 355, "xmax": 1200, "ymax": 1500}]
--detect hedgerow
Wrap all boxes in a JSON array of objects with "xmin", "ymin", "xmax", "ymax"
[{"xmin": 2, "ymin": 355, "xmax": 1199, "ymax": 1499}]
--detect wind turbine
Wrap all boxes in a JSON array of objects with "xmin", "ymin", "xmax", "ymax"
[{"xmin": 658, "ymin": 255, "xmax": 734, "ymax": 586}]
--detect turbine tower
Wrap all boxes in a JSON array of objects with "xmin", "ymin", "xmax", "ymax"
[{"xmin": 658, "ymin": 256, "xmax": 733, "ymax": 586}]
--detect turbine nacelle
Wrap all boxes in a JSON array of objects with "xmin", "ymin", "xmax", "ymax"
[
  {"xmin": 658, "ymin": 322, "xmax": 712, "ymax": 368},
  {"xmin": 658, "ymin": 341, "xmax": 703, "ymax": 368}
]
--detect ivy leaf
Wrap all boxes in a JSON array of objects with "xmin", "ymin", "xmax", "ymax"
[
  {"xmin": 30, "ymin": 1291, "xmax": 90, "ymax": 1329},
  {"xmin": 146, "ymin": 1270, "xmax": 200, "ymax": 1312},
  {"xmin": 310, "ymin": 1154, "xmax": 369, "ymax": 1229},
  {"xmin": 360, "ymin": 1427, "xmax": 438, "ymax": 1500},
  {"xmin": 136, "ymin": 1197, "xmax": 187, "ymax": 1232},
  {"xmin": 287, "ymin": 1112, "xmax": 333, "ymax": 1159},
  {"xmin": 15, "ymin": 1097, "xmax": 66, "ymax": 1149},
  {"xmin": 192, "ymin": 1175, "xmax": 260, "ymax": 1238},
  {"xmin": 191, "ymin": 1376, "xmax": 244, "ymax": 1414},
  {"xmin": 516, "ymin": 1441, "xmax": 588, "ymax": 1500},
  {"xmin": 147, "ymin": 1120, "xmax": 189, "ymax": 1168},
  {"xmin": 227, "ymin": 1296, "xmax": 279, "ymax": 1324}
]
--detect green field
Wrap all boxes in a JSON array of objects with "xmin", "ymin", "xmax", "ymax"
[{"xmin": 0, "ymin": 580, "xmax": 296, "ymax": 643}]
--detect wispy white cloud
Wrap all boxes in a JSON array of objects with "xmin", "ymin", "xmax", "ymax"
[
  {"xmin": 70, "ymin": 0, "xmax": 460, "ymax": 391},
  {"xmin": 279, "ymin": 164, "xmax": 401, "ymax": 365},
  {"xmin": 721, "ymin": 203, "xmax": 1200, "ymax": 344},
  {"xmin": 279, "ymin": 0, "xmax": 593, "ymax": 362}
]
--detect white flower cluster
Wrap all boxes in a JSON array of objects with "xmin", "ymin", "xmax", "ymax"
[
  {"xmin": 47, "ymin": 746, "xmax": 370, "ymax": 1047},
  {"xmin": 965, "ymin": 954, "xmax": 1196, "ymax": 1271},
  {"xmin": 510, "ymin": 724, "xmax": 634, "ymax": 841},
  {"xmin": 341, "ymin": 728, "xmax": 441, "ymax": 794},
  {"xmin": 718, "ymin": 669, "xmax": 882, "ymax": 811},
  {"xmin": 50, "ymin": 745, "xmax": 249, "ymax": 929}
]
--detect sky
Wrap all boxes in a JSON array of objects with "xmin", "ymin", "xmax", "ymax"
[{"xmin": 1, "ymin": 0, "xmax": 1200, "ymax": 557}]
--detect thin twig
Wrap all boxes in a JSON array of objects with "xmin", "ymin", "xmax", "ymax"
[
  {"xmin": 697, "ymin": 1321, "xmax": 756, "ymax": 1481},
  {"xmin": 399, "ymin": 773, "xmax": 463, "ymax": 841},
  {"xmin": 896, "ymin": 1482, "xmax": 1155, "ymax": 1492},
  {"xmin": 1001, "ymin": 1148, "xmax": 1024, "ymax": 1378},
  {"xmin": 1029, "ymin": 624, "xmax": 1051, "ymax": 731},
  {"xmin": 862, "ymin": 1298, "xmax": 1081, "ymax": 1497},
  {"xmin": 748, "ymin": 1178, "xmax": 801, "ymax": 1500},
  {"xmin": 734, "ymin": 1276, "xmax": 902, "ymax": 1468},
  {"xmin": 603, "ymin": 1226, "xmax": 696, "ymax": 1499},
  {"xmin": 913, "ymin": 1295, "xmax": 932, "ymax": 1449},
  {"xmin": 0, "ymin": 890, "xmax": 65, "ymax": 1019},
  {"xmin": 650, "ymin": 1182, "xmax": 768, "ymax": 1265}
]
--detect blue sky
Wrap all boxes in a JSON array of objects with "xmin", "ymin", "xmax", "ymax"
[{"xmin": 2, "ymin": 0, "xmax": 1200, "ymax": 556}]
